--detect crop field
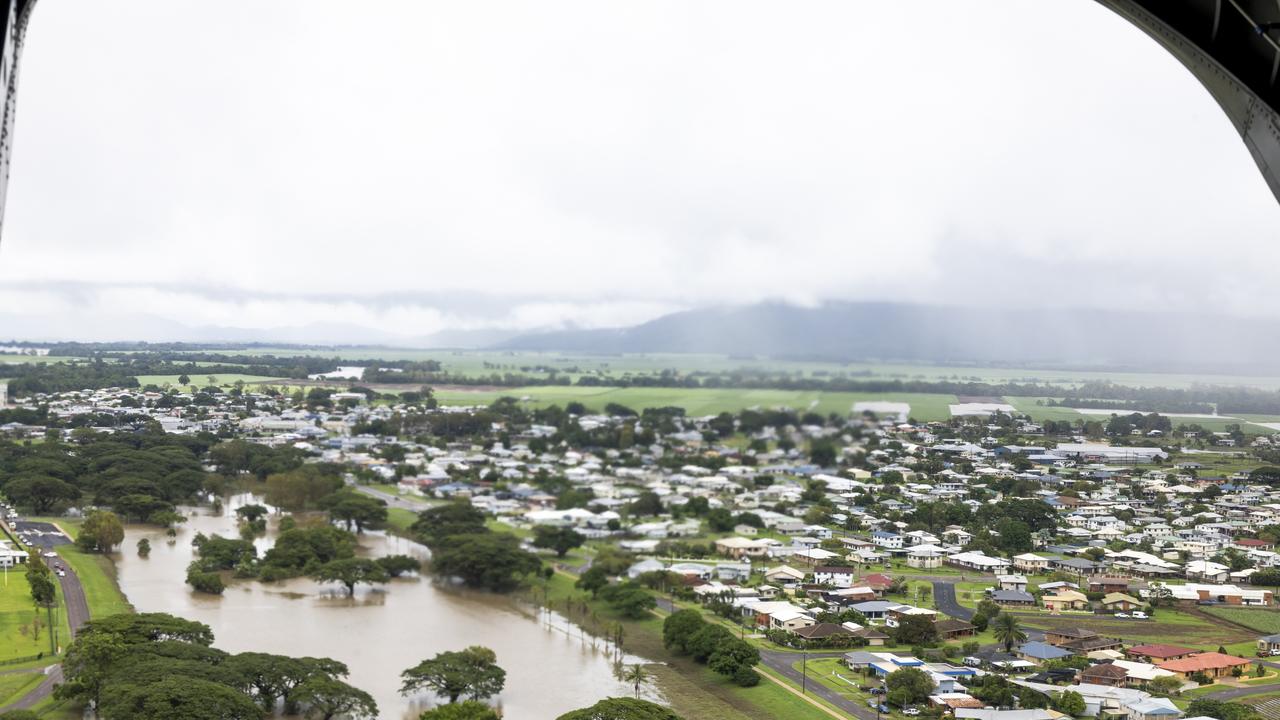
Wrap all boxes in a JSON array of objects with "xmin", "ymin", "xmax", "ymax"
[
  {"xmin": 430, "ymin": 386, "xmax": 959, "ymax": 420},
  {"xmin": 1203, "ymin": 607, "xmax": 1280, "ymax": 634},
  {"xmin": 1013, "ymin": 609, "xmax": 1254, "ymax": 651}
]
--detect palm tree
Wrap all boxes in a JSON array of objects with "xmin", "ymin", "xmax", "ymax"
[
  {"xmin": 992, "ymin": 613, "xmax": 1027, "ymax": 652},
  {"xmin": 623, "ymin": 664, "xmax": 647, "ymax": 698}
]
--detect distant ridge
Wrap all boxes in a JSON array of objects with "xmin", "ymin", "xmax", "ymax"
[{"xmin": 496, "ymin": 301, "xmax": 1280, "ymax": 373}]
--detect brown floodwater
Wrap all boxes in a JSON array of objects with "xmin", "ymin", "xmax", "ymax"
[{"xmin": 112, "ymin": 495, "xmax": 653, "ymax": 719}]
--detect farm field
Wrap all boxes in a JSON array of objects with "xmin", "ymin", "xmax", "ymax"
[
  {"xmin": 171, "ymin": 349, "xmax": 1280, "ymax": 390},
  {"xmin": 430, "ymin": 386, "xmax": 959, "ymax": 420},
  {"xmin": 1203, "ymin": 606, "xmax": 1280, "ymax": 634},
  {"xmin": 1012, "ymin": 609, "xmax": 1255, "ymax": 652}
]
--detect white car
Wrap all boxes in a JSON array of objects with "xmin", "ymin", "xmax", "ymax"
[
  {"xmin": 904, "ymin": 709, "xmax": 921, "ymax": 716},
  {"xmin": 57, "ymin": 570, "xmax": 65, "ymax": 577},
  {"xmin": 1114, "ymin": 613, "xmax": 1129, "ymax": 618},
  {"xmin": 42, "ymin": 551, "xmax": 57, "ymax": 558},
  {"xmin": 1131, "ymin": 611, "xmax": 1148, "ymax": 619}
]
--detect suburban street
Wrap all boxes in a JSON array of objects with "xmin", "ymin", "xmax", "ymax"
[
  {"xmin": 760, "ymin": 648, "xmax": 877, "ymax": 720},
  {"xmin": 353, "ymin": 483, "xmax": 433, "ymax": 512}
]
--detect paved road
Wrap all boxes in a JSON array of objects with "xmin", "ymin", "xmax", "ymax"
[
  {"xmin": 352, "ymin": 483, "xmax": 433, "ymax": 513},
  {"xmin": 932, "ymin": 581, "xmax": 974, "ymax": 621},
  {"xmin": 0, "ymin": 523, "xmax": 87, "ymax": 713},
  {"xmin": 761, "ymin": 649, "xmax": 877, "ymax": 720},
  {"xmin": 1205, "ymin": 681, "xmax": 1280, "ymax": 700}
]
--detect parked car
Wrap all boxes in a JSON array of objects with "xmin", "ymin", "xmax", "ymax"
[
  {"xmin": 1131, "ymin": 611, "xmax": 1147, "ymax": 619},
  {"xmin": 904, "ymin": 708, "xmax": 921, "ymax": 716},
  {"xmin": 1114, "ymin": 612, "xmax": 1129, "ymax": 618},
  {"xmin": 963, "ymin": 656, "xmax": 982, "ymax": 667}
]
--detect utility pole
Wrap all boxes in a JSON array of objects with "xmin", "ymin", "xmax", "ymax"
[{"xmin": 801, "ymin": 644, "xmax": 808, "ymax": 694}]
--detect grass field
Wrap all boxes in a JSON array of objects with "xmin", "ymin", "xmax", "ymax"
[
  {"xmin": 1203, "ymin": 607, "xmax": 1280, "ymax": 634},
  {"xmin": 135, "ymin": 373, "xmax": 286, "ymax": 388},
  {"xmin": 0, "ymin": 671, "xmax": 43, "ymax": 705},
  {"xmin": 0, "ymin": 570, "xmax": 65, "ymax": 661},
  {"xmin": 430, "ymin": 386, "xmax": 958, "ymax": 420}
]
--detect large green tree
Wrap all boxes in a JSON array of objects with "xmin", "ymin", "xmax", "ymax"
[
  {"xmin": 532, "ymin": 525, "xmax": 586, "ymax": 558},
  {"xmin": 885, "ymin": 667, "xmax": 933, "ymax": 708},
  {"xmin": 311, "ymin": 558, "xmax": 390, "ymax": 596},
  {"xmin": 428, "ymin": 534, "xmax": 540, "ymax": 593},
  {"xmin": 400, "ymin": 647, "xmax": 506, "ymax": 704},
  {"xmin": 289, "ymin": 675, "xmax": 378, "ymax": 720},
  {"xmin": 77, "ymin": 509, "xmax": 125, "ymax": 553}
]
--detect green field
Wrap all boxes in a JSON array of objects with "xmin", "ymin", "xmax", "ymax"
[
  {"xmin": 430, "ymin": 386, "xmax": 958, "ymax": 420},
  {"xmin": 135, "ymin": 373, "xmax": 286, "ymax": 388},
  {"xmin": 0, "ymin": 569, "xmax": 71, "ymax": 662},
  {"xmin": 1203, "ymin": 606, "xmax": 1280, "ymax": 634},
  {"xmin": 168, "ymin": 349, "xmax": 1280, "ymax": 391},
  {"xmin": 0, "ymin": 671, "xmax": 43, "ymax": 706}
]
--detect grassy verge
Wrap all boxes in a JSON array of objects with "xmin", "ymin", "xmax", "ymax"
[
  {"xmin": 53, "ymin": 545, "xmax": 132, "ymax": 618},
  {"xmin": 0, "ymin": 671, "xmax": 43, "ymax": 706}
]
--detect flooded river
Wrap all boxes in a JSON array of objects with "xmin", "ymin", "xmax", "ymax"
[{"xmin": 113, "ymin": 495, "xmax": 648, "ymax": 718}]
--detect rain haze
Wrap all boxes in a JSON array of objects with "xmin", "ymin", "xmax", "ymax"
[{"xmin": 3, "ymin": 0, "xmax": 1279, "ymax": 346}]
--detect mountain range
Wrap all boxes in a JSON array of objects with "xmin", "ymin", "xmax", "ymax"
[{"xmin": 497, "ymin": 301, "xmax": 1280, "ymax": 373}]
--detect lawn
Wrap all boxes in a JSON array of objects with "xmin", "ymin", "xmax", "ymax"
[
  {"xmin": 1203, "ymin": 607, "xmax": 1280, "ymax": 634},
  {"xmin": 0, "ymin": 570, "xmax": 65, "ymax": 662},
  {"xmin": 430, "ymin": 386, "xmax": 959, "ymax": 421}
]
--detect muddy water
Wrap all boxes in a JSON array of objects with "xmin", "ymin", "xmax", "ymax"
[{"xmin": 113, "ymin": 495, "xmax": 649, "ymax": 719}]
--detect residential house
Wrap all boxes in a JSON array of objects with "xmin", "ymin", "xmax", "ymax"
[
  {"xmin": 1258, "ymin": 634, "xmax": 1280, "ymax": 656},
  {"xmin": 1101, "ymin": 593, "xmax": 1144, "ymax": 613},
  {"xmin": 1125, "ymin": 644, "xmax": 1201, "ymax": 663},
  {"xmin": 1016, "ymin": 641, "xmax": 1074, "ymax": 664},
  {"xmin": 1157, "ymin": 653, "xmax": 1251, "ymax": 681},
  {"xmin": 934, "ymin": 618, "xmax": 978, "ymax": 640},
  {"xmin": 1080, "ymin": 663, "xmax": 1129, "ymax": 688},
  {"xmin": 1042, "ymin": 589, "xmax": 1090, "ymax": 612},
  {"xmin": 1125, "ymin": 698, "xmax": 1182, "ymax": 720},
  {"xmin": 813, "ymin": 566, "xmax": 858, "ymax": 588}
]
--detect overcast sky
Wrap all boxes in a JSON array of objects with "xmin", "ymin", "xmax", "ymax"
[{"xmin": 2, "ymin": 0, "xmax": 1278, "ymax": 344}]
